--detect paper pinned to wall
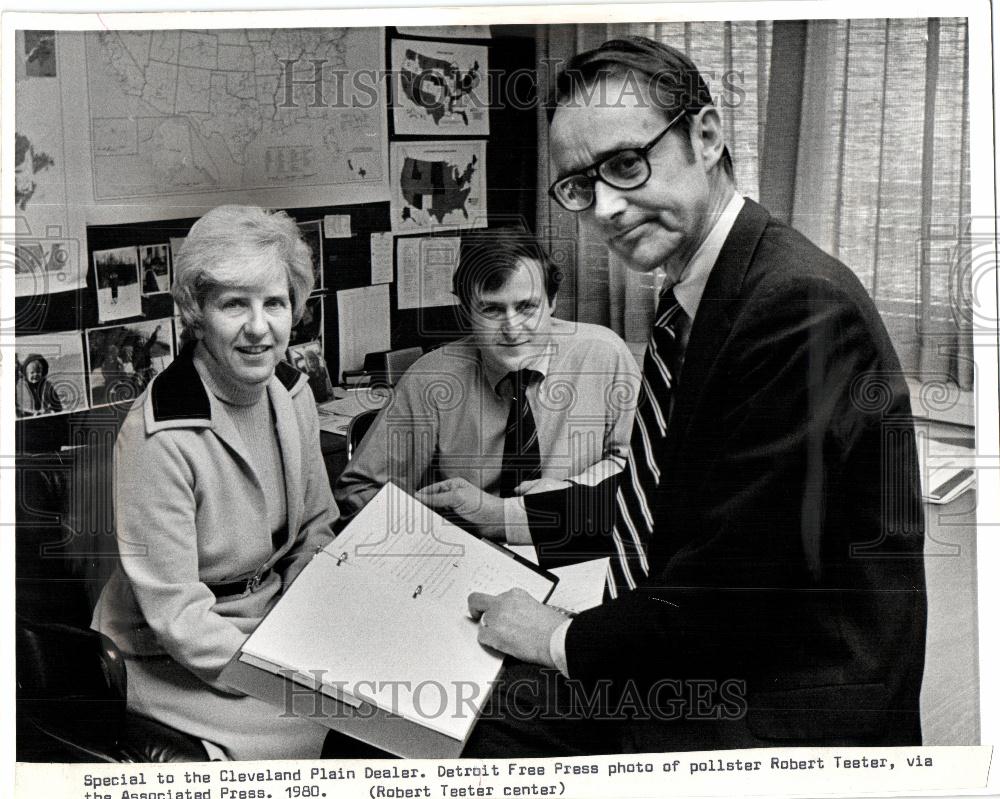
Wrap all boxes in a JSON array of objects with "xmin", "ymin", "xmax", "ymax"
[
  {"xmin": 396, "ymin": 236, "xmax": 461, "ymax": 310},
  {"xmin": 370, "ymin": 232, "xmax": 394, "ymax": 284},
  {"xmin": 337, "ymin": 284, "xmax": 391, "ymax": 379}
]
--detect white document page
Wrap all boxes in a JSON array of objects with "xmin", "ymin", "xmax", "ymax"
[
  {"xmin": 245, "ymin": 556, "xmax": 497, "ymax": 740},
  {"xmin": 504, "ymin": 546, "xmax": 607, "ymax": 613},
  {"xmin": 334, "ymin": 483, "xmax": 554, "ymax": 615},
  {"xmin": 370, "ymin": 232, "xmax": 394, "ymax": 284},
  {"xmin": 548, "ymin": 558, "xmax": 609, "ymax": 614},
  {"xmin": 337, "ymin": 284, "xmax": 391, "ymax": 375},
  {"xmin": 395, "ymin": 236, "xmax": 461, "ymax": 310}
]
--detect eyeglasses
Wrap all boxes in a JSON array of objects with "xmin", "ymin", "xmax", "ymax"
[{"xmin": 548, "ymin": 110, "xmax": 686, "ymax": 213}]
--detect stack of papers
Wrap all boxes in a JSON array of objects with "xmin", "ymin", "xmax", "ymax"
[
  {"xmin": 316, "ymin": 389, "xmax": 389, "ymax": 435},
  {"xmin": 917, "ymin": 433, "xmax": 976, "ymax": 504}
]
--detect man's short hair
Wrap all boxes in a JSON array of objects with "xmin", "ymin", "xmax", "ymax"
[
  {"xmin": 453, "ymin": 228, "xmax": 562, "ymax": 309},
  {"xmin": 548, "ymin": 35, "xmax": 734, "ymax": 179}
]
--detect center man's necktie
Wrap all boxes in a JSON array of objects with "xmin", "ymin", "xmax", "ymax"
[
  {"xmin": 607, "ymin": 287, "xmax": 688, "ymax": 598},
  {"xmin": 498, "ymin": 369, "xmax": 542, "ymax": 497}
]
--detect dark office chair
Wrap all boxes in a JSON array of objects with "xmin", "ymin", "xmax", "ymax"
[
  {"xmin": 362, "ymin": 347, "xmax": 423, "ymax": 388},
  {"xmin": 15, "ymin": 449, "xmax": 206, "ymax": 762},
  {"xmin": 346, "ymin": 409, "xmax": 380, "ymax": 459},
  {"xmin": 17, "ymin": 620, "xmax": 206, "ymax": 762}
]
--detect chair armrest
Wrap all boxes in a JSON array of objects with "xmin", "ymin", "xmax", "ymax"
[
  {"xmin": 17, "ymin": 619, "xmax": 206, "ymax": 762},
  {"xmin": 120, "ymin": 714, "xmax": 209, "ymax": 762}
]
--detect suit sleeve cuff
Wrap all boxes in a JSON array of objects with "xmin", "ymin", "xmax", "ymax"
[{"xmin": 549, "ymin": 618, "xmax": 572, "ymax": 677}]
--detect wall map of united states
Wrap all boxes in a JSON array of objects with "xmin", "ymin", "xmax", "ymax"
[
  {"xmin": 399, "ymin": 154, "xmax": 478, "ymax": 224},
  {"xmin": 399, "ymin": 49, "xmax": 480, "ymax": 126}
]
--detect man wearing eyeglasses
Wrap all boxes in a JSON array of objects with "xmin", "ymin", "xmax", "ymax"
[{"xmin": 451, "ymin": 37, "xmax": 926, "ymax": 754}]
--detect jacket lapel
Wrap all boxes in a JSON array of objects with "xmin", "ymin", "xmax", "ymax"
[
  {"xmin": 147, "ymin": 343, "xmax": 307, "ymax": 560},
  {"xmin": 203, "ymin": 391, "xmax": 256, "ymax": 479},
  {"xmin": 269, "ymin": 377, "xmax": 303, "ymax": 553},
  {"xmin": 666, "ymin": 198, "xmax": 770, "ymax": 460}
]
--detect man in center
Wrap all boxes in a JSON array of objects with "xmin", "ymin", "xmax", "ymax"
[{"xmin": 334, "ymin": 228, "xmax": 639, "ymax": 542}]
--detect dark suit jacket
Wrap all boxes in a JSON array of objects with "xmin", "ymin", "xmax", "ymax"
[{"xmin": 525, "ymin": 199, "xmax": 926, "ymax": 750}]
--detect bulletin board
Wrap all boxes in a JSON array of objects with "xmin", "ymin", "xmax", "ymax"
[{"xmin": 14, "ymin": 24, "xmax": 538, "ymax": 452}]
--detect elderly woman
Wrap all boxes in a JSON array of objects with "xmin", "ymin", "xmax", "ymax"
[{"xmin": 92, "ymin": 205, "xmax": 336, "ymax": 760}]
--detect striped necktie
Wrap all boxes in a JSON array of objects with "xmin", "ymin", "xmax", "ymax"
[
  {"xmin": 498, "ymin": 369, "xmax": 542, "ymax": 497},
  {"xmin": 607, "ymin": 287, "xmax": 688, "ymax": 598}
]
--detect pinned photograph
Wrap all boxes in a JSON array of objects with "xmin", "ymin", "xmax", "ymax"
[
  {"xmin": 24, "ymin": 30, "xmax": 56, "ymax": 77},
  {"xmin": 85, "ymin": 319, "xmax": 174, "ymax": 408},
  {"xmin": 14, "ymin": 331, "xmax": 88, "ymax": 418},
  {"xmin": 287, "ymin": 340, "xmax": 334, "ymax": 403},
  {"xmin": 297, "ymin": 220, "xmax": 324, "ymax": 292},
  {"xmin": 93, "ymin": 246, "xmax": 141, "ymax": 322},
  {"xmin": 289, "ymin": 294, "xmax": 323, "ymax": 347},
  {"xmin": 14, "ymin": 131, "xmax": 56, "ymax": 213},
  {"xmin": 13, "ymin": 236, "xmax": 84, "ymax": 298},
  {"xmin": 139, "ymin": 244, "xmax": 171, "ymax": 295}
]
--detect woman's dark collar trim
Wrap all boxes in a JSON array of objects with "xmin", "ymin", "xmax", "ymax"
[{"xmin": 151, "ymin": 343, "xmax": 303, "ymax": 422}]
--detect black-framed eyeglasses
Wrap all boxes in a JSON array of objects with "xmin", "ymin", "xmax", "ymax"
[{"xmin": 548, "ymin": 110, "xmax": 687, "ymax": 212}]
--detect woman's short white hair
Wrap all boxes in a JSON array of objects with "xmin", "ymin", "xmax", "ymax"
[{"xmin": 172, "ymin": 205, "xmax": 314, "ymax": 345}]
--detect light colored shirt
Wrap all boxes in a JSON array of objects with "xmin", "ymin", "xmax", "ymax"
[
  {"xmin": 549, "ymin": 191, "xmax": 746, "ymax": 676},
  {"xmin": 334, "ymin": 318, "xmax": 640, "ymax": 535}
]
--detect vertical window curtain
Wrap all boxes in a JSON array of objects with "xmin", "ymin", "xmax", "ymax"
[
  {"xmin": 785, "ymin": 18, "xmax": 972, "ymax": 390},
  {"xmin": 536, "ymin": 19, "xmax": 971, "ymax": 391},
  {"xmin": 536, "ymin": 22, "xmax": 771, "ymax": 349}
]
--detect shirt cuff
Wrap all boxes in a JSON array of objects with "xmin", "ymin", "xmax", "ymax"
[
  {"xmin": 503, "ymin": 496, "xmax": 533, "ymax": 545},
  {"xmin": 549, "ymin": 618, "xmax": 572, "ymax": 677},
  {"xmin": 571, "ymin": 456, "xmax": 625, "ymax": 487}
]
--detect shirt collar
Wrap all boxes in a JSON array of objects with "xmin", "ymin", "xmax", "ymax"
[
  {"xmin": 481, "ymin": 340, "xmax": 554, "ymax": 394},
  {"xmin": 671, "ymin": 192, "xmax": 746, "ymax": 320}
]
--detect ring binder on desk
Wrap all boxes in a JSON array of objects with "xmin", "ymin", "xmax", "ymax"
[{"xmin": 221, "ymin": 483, "xmax": 557, "ymax": 757}]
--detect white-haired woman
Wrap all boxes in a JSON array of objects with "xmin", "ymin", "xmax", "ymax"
[{"xmin": 92, "ymin": 205, "xmax": 336, "ymax": 760}]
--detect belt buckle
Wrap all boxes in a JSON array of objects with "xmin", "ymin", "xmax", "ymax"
[{"xmin": 245, "ymin": 571, "xmax": 263, "ymax": 594}]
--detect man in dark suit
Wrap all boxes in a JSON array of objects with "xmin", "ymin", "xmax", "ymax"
[{"xmin": 422, "ymin": 37, "xmax": 926, "ymax": 753}]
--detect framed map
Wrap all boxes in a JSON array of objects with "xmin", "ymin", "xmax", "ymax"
[
  {"xmin": 390, "ymin": 140, "xmax": 487, "ymax": 232},
  {"xmin": 391, "ymin": 39, "xmax": 489, "ymax": 135}
]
